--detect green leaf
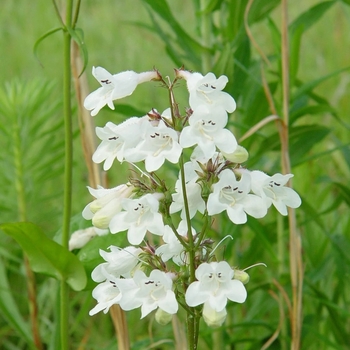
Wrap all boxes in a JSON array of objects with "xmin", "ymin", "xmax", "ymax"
[
  {"xmin": 290, "ymin": 104, "xmax": 337, "ymax": 124},
  {"xmin": 33, "ymin": 27, "xmax": 62, "ymax": 66},
  {"xmin": 292, "ymin": 66, "xmax": 350, "ymax": 101},
  {"xmin": 289, "ymin": 1, "xmax": 336, "ymax": 36},
  {"xmin": 248, "ymin": 0, "xmax": 280, "ymax": 23},
  {"xmin": 141, "ymin": 0, "xmax": 211, "ymax": 65},
  {"xmin": 289, "ymin": 23, "xmax": 304, "ymax": 85},
  {"xmin": 0, "ymin": 222, "xmax": 87, "ymax": 291},
  {"xmin": 0, "ymin": 256, "xmax": 34, "ymax": 345},
  {"xmin": 289, "ymin": 125, "xmax": 330, "ymax": 166},
  {"xmin": 333, "ymin": 182, "xmax": 350, "ymax": 206}
]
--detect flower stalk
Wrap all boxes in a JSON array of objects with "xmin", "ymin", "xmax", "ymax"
[{"xmin": 81, "ymin": 66, "xmax": 302, "ymax": 350}]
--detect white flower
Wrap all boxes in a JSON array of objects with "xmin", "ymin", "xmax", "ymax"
[
  {"xmin": 156, "ymin": 221, "xmax": 194, "ymax": 265},
  {"xmin": 185, "ymin": 261, "xmax": 246, "ymax": 316},
  {"xmin": 207, "ymin": 169, "xmax": 267, "ymax": 224},
  {"xmin": 176, "ymin": 69, "xmax": 236, "ymax": 113},
  {"xmin": 170, "ymin": 163, "xmax": 205, "ymax": 219},
  {"xmin": 91, "ymin": 246, "xmax": 142, "ymax": 282},
  {"xmin": 68, "ymin": 227, "xmax": 106, "ymax": 251},
  {"xmin": 82, "ymin": 184, "xmax": 134, "ymax": 229},
  {"xmin": 89, "ymin": 274, "xmax": 122, "ymax": 316},
  {"xmin": 93, "ymin": 117, "xmax": 145, "ymax": 170},
  {"xmin": 84, "ymin": 67, "xmax": 159, "ymax": 116},
  {"xmin": 109, "ymin": 193, "xmax": 165, "ymax": 245},
  {"xmin": 179, "ymin": 105, "xmax": 237, "ymax": 160},
  {"xmin": 126, "ymin": 119, "xmax": 182, "ymax": 172},
  {"xmin": 249, "ymin": 171, "xmax": 302, "ymax": 215},
  {"xmin": 115, "ymin": 269, "xmax": 178, "ymax": 318}
]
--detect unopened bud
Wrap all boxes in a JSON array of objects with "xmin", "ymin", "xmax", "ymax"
[
  {"xmin": 155, "ymin": 308, "xmax": 173, "ymax": 325},
  {"xmin": 222, "ymin": 145, "xmax": 249, "ymax": 164},
  {"xmin": 202, "ymin": 303, "xmax": 227, "ymax": 328},
  {"xmin": 233, "ymin": 269, "xmax": 250, "ymax": 284}
]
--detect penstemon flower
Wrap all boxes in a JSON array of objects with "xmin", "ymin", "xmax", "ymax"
[
  {"xmin": 93, "ymin": 117, "xmax": 146, "ymax": 170},
  {"xmin": 115, "ymin": 269, "xmax": 178, "ymax": 318},
  {"xmin": 82, "ymin": 65, "xmax": 302, "ymax": 348},
  {"xmin": 109, "ymin": 193, "xmax": 165, "ymax": 245},
  {"xmin": 91, "ymin": 245, "xmax": 142, "ymax": 282},
  {"xmin": 127, "ymin": 119, "xmax": 182, "ymax": 172},
  {"xmin": 84, "ymin": 67, "xmax": 160, "ymax": 116},
  {"xmin": 207, "ymin": 169, "xmax": 267, "ymax": 224},
  {"xmin": 185, "ymin": 261, "xmax": 247, "ymax": 326},
  {"xmin": 179, "ymin": 104, "xmax": 237, "ymax": 160},
  {"xmin": 82, "ymin": 184, "xmax": 134, "ymax": 229},
  {"xmin": 176, "ymin": 69, "xmax": 236, "ymax": 113},
  {"xmin": 249, "ymin": 170, "xmax": 302, "ymax": 215}
]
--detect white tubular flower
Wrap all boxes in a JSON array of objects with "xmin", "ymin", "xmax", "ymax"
[
  {"xmin": 109, "ymin": 193, "xmax": 165, "ymax": 245},
  {"xmin": 170, "ymin": 163, "xmax": 205, "ymax": 219},
  {"xmin": 89, "ymin": 274, "xmax": 122, "ymax": 316},
  {"xmin": 176, "ymin": 69, "xmax": 236, "ymax": 113},
  {"xmin": 179, "ymin": 105, "xmax": 237, "ymax": 161},
  {"xmin": 156, "ymin": 221, "xmax": 194, "ymax": 265},
  {"xmin": 68, "ymin": 227, "xmax": 107, "ymax": 251},
  {"xmin": 84, "ymin": 67, "xmax": 159, "ymax": 116},
  {"xmin": 249, "ymin": 170, "xmax": 302, "ymax": 215},
  {"xmin": 91, "ymin": 246, "xmax": 142, "ymax": 282},
  {"xmin": 82, "ymin": 184, "xmax": 134, "ymax": 230},
  {"xmin": 207, "ymin": 169, "xmax": 267, "ymax": 224},
  {"xmin": 93, "ymin": 117, "xmax": 145, "ymax": 170},
  {"xmin": 126, "ymin": 119, "xmax": 182, "ymax": 172},
  {"xmin": 115, "ymin": 269, "xmax": 178, "ymax": 318},
  {"xmin": 185, "ymin": 261, "xmax": 247, "ymax": 318}
]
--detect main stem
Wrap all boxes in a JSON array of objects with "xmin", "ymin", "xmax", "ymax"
[
  {"xmin": 60, "ymin": 0, "xmax": 74, "ymax": 349},
  {"xmin": 178, "ymin": 155, "xmax": 197, "ymax": 350}
]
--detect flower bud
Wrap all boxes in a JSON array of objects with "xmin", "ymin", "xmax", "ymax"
[
  {"xmin": 155, "ymin": 308, "xmax": 173, "ymax": 325},
  {"xmin": 233, "ymin": 269, "xmax": 250, "ymax": 284},
  {"xmin": 69, "ymin": 227, "xmax": 97, "ymax": 251},
  {"xmin": 202, "ymin": 303, "xmax": 227, "ymax": 328},
  {"xmin": 222, "ymin": 145, "xmax": 249, "ymax": 163}
]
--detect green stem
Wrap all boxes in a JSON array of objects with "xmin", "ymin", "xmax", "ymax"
[
  {"xmin": 178, "ymin": 154, "xmax": 198, "ymax": 350},
  {"xmin": 60, "ymin": 0, "xmax": 74, "ymax": 349}
]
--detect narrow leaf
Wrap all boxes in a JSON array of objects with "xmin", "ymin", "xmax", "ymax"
[
  {"xmin": 33, "ymin": 27, "xmax": 63, "ymax": 65},
  {"xmin": 289, "ymin": 1, "xmax": 336, "ymax": 35}
]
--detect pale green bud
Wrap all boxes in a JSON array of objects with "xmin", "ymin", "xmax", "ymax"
[
  {"xmin": 155, "ymin": 308, "xmax": 173, "ymax": 325},
  {"xmin": 202, "ymin": 303, "xmax": 227, "ymax": 328},
  {"xmin": 233, "ymin": 269, "xmax": 250, "ymax": 284},
  {"xmin": 222, "ymin": 145, "xmax": 249, "ymax": 163}
]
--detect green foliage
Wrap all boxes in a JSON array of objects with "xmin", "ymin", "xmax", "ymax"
[{"xmin": 1, "ymin": 222, "xmax": 87, "ymax": 291}]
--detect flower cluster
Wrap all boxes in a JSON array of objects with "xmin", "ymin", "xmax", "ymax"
[{"xmin": 79, "ymin": 66, "xmax": 301, "ymax": 327}]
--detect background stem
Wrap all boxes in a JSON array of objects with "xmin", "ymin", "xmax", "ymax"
[
  {"xmin": 60, "ymin": 0, "xmax": 74, "ymax": 348},
  {"xmin": 280, "ymin": 1, "xmax": 303, "ymax": 349}
]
